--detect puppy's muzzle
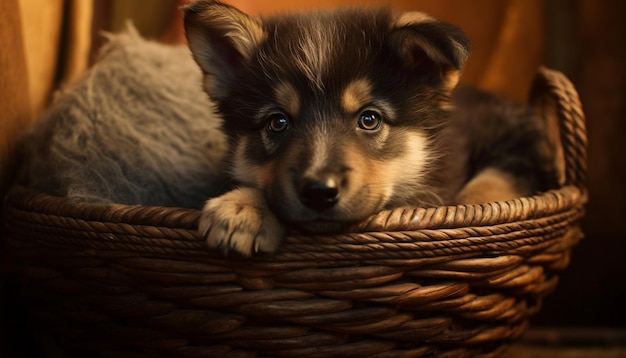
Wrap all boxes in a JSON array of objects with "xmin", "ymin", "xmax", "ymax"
[{"xmin": 298, "ymin": 176, "xmax": 340, "ymax": 211}]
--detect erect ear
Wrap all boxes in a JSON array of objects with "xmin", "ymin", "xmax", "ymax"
[
  {"xmin": 184, "ymin": 0, "xmax": 266, "ymax": 100},
  {"xmin": 389, "ymin": 12, "xmax": 471, "ymax": 92}
]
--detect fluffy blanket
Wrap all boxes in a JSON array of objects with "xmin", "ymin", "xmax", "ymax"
[{"xmin": 17, "ymin": 26, "xmax": 227, "ymax": 208}]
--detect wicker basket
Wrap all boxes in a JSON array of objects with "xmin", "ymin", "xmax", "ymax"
[{"xmin": 2, "ymin": 67, "xmax": 587, "ymax": 358}]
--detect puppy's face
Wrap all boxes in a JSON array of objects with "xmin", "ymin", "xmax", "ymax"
[{"xmin": 185, "ymin": 1, "xmax": 469, "ymax": 232}]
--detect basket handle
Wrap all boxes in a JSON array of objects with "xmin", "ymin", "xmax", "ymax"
[{"xmin": 529, "ymin": 67, "xmax": 588, "ymax": 191}]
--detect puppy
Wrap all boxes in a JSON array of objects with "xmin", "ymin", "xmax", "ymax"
[{"xmin": 183, "ymin": 1, "xmax": 559, "ymax": 256}]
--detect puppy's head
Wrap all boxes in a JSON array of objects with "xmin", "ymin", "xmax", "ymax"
[{"xmin": 185, "ymin": 0, "xmax": 470, "ymax": 233}]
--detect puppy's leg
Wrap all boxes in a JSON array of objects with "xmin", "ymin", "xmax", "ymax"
[
  {"xmin": 456, "ymin": 167, "xmax": 528, "ymax": 205},
  {"xmin": 199, "ymin": 187, "xmax": 284, "ymax": 256}
]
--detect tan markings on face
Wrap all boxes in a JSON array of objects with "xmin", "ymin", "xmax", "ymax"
[
  {"xmin": 456, "ymin": 168, "xmax": 528, "ymax": 205},
  {"xmin": 342, "ymin": 145, "xmax": 382, "ymax": 207},
  {"xmin": 231, "ymin": 137, "xmax": 262, "ymax": 186},
  {"xmin": 376, "ymin": 131, "xmax": 435, "ymax": 206},
  {"xmin": 365, "ymin": 158, "xmax": 396, "ymax": 208},
  {"xmin": 304, "ymin": 124, "xmax": 334, "ymax": 179},
  {"xmin": 342, "ymin": 79, "xmax": 374, "ymax": 114},
  {"xmin": 255, "ymin": 160, "xmax": 278, "ymax": 190},
  {"xmin": 274, "ymin": 82, "xmax": 300, "ymax": 116},
  {"xmin": 336, "ymin": 106, "xmax": 431, "ymax": 212},
  {"xmin": 365, "ymin": 125, "xmax": 390, "ymax": 152},
  {"xmin": 231, "ymin": 139, "xmax": 278, "ymax": 190}
]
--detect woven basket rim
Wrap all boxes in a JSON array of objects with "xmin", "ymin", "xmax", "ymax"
[
  {"xmin": 4, "ymin": 184, "xmax": 585, "ymax": 232},
  {"xmin": 3, "ymin": 184, "xmax": 586, "ymax": 266}
]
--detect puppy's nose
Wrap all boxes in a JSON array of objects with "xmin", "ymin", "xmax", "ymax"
[{"xmin": 299, "ymin": 177, "xmax": 340, "ymax": 211}]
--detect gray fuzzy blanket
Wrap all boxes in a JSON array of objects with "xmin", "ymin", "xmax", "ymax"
[{"xmin": 17, "ymin": 27, "xmax": 228, "ymax": 208}]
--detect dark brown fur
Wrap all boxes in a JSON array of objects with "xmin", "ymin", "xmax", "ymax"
[{"xmin": 184, "ymin": 1, "xmax": 558, "ymax": 256}]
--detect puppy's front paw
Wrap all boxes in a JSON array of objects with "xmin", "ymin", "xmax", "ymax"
[{"xmin": 199, "ymin": 187, "xmax": 284, "ymax": 256}]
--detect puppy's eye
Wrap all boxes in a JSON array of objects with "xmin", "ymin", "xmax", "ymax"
[
  {"xmin": 358, "ymin": 110, "xmax": 382, "ymax": 131},
  {"xmin": 267, "ymin": 113, "xmax": 289, "ymax": 133}
]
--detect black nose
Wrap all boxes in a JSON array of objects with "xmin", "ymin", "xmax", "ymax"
[{"xmin": 299, "ymin": 177, "xmax": 340, "ymax": 211}]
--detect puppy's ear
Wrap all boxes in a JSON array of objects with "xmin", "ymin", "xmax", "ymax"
[
  {"xmin": 184, "ymin": 0, "xmax": 266, "ymax": 100},
  {"xmin": 389, "ymin": 12, "xmax": 470, "ymax": 92}
]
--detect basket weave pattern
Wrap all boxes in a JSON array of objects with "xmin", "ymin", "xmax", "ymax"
[{"xmin": 3, "ymin": 68, "xmax": 587, "ymax": 357}]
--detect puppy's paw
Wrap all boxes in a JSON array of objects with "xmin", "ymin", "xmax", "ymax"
[{"xmin": 199, "ymin": 187, "xmax": 284, "ymax": 256}]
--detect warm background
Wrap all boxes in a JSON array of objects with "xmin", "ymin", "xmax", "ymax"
[{"xmin": 1, "ymin": 0, "xmax": 625, "ymax": 354}]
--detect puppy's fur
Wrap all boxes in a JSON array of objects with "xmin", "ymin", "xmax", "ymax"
[{"xmin": 184, "ymin": 1, "xmax": 559, "ymax": 256}]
